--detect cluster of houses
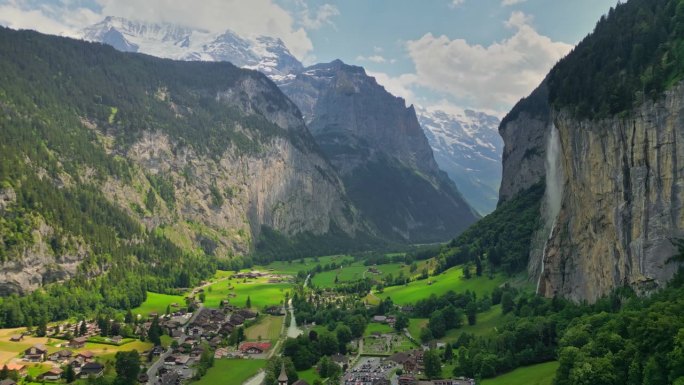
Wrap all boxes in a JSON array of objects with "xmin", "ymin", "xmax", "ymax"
[{"xmin": 14, "ymin": 344, "xmax": 104, "ymax": 380}]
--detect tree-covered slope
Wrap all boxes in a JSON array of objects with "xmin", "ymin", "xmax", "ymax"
[
  {"xmin": 0, "ymin": 26, "xmax": 368, "ymax": 325},
  {"xmin": 548, "ymin": 0, "xmax": 684, "ymax": 119}
]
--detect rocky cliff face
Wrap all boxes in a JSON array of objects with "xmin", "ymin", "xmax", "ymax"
[
  {"xmin": 537, "ymin": 83, "xmax": 684, "ymax": 301},
  {"xmin": 500, "ymin": 82, "xmax": 684, "ymax": 302},
  {"xmin": 278, "ymin": 60, "xmax": 478, "ymax": 243},
  {"xmin": 0, "ymin": 28, "xmax": 362, "ymax": 294},
  {"xmin": 498, "ymin": 82, "xmax": 550, "ymax": 203}
]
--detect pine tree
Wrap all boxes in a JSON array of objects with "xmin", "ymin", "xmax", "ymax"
[{"xmin": 246, "ymin": 296, "xmax": 251, "ymax": 309}]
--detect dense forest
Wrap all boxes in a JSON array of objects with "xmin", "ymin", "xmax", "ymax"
[
  {"xmin": 548, "ymin": 0, "xmax": 684, "ymax": 119},
  {"xmin": 0, "ymin": 27, "xmax": 296, "ymax": 326},
  {"xmin": 426, "ymin": 182, "xmax": 544, "ymax": 276}
]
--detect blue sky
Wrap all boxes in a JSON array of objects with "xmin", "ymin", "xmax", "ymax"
[{"xmin": 0, "ymin": 0, "xmax": 619, "ymax": 115}]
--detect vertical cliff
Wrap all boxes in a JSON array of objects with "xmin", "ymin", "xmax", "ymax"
[
  {"xmin": 279, "ymin": 60, "xmax": 479, "ymax": 243},
  {"xmin": 538, "ymin": 85, "xmax": 684, "ymax": 301},
  {"xmin": 498, "ymin": 0, "xmax": 684, "ymax": 301}
]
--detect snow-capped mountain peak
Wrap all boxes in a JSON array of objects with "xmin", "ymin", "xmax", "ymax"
[
  {"xmin": 416, "ymin": 107, "xmax": 502, "ymax": 215},
  {"xmin": 80, "ymin": 17, "xmax": 303, "ymax": 79}
]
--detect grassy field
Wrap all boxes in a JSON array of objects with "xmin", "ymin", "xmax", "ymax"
[
  {"xmin": 260, "ymin": 255, "xmax": 354, "ymax": 275},
  {"xmin": 297, "ymin": 367, "xmax": 321, "ymax": 385},
  {"xmin": 311, "ymin": 260, "xmax": 432, "ymax": 289},
  {"xmin": 0, "ymin": 326, "xmax": 153, "ymax": 365},
  {"xmin": 375, "ymin": 266, "xmax": 506, "ymax": 305},
  {"xmin": 407, "ymin": 319, "xmax": 428, "ymax": 340},
  {"xmin": 203, "ymin": 277, "xmax": 291, "ymax": 309},
  {"xmin": 364, "ymin": 323, "xmax": 395, "ymax": 336},
  {"xmin": 131, "ymin": 291, "xmax": 186, "ymax": 317},
  {"xmin": 245, "ymin": 316, "xmax": 284, "ymax": 342},
  {"xmin": 194, "ymin": 359, "xmax": 266, "ymax": 385},
  {"xmin": 442, "ymin": 305, "xmax": 509, "ymax": 341},
  {"xmin": 481, "ymin": 361, "xmax": 559, "ymax": 385}
]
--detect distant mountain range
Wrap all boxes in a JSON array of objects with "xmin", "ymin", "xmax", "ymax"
[
  {"xmin": 80, "ymin": 17, "xmax": 503, "ymax": 214},
  {"xmin": 417, "ymin": 108, "xmax": 502, "ymax": 215},
  {"xmin": 81, "ymin": 16, "xmax": 303, "ymax": 81}
]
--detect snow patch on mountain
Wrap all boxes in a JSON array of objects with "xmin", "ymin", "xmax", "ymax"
[
  {"xmin": 80, "ymin": 16, "xmax": 303, "ymax": 79},
  {"xmin": 417, "ymin": 107, "xmax": 503, "ymax": 215}
]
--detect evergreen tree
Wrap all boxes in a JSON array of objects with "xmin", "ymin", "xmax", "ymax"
[
  {"xmin": 423, "ymin": 350, "xmax": 442, "ymax": 379},
  {"xmin": 444, "ymin": 343, "xmax": 454, "ymax": 362},
  {"xmin": 466, "ymin": 302, "xmax": 477, "ymax": 326},
  {"xmin": 64, "ymin": 364, "xmax": 76, "ymax": 383},
  {"xmin": 114, "ymin": 350, "xmax": 140, "ymax": 385},
  {"xmin": 246, "ymin": 296, "xmax": 252, "ymax": 308}
]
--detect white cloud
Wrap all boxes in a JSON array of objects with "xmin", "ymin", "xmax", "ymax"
[
  {"xmin": 95, "ymin": 0, "xmax": 314, "ymax": 58},
  {"xmin": 367, "ymin": 71, "xmax": 419, "ymax": 107},
  {"xmin": 450, "ymin": 0, "xmax": 465, "ymax": 8},
  {"xmin": 356, "ymin": 55, "xmax": 387, "ymax": 63},
  {"xmin": 502, "ymin": 0, "xmax": 527, "ymax": 6},
  {"xmin": 299, "ymin": 3, "xmax": 339, "ymax": 30},
  {"xmin": 0, "ymin": 0, "xmax": 318, "ymax": 59},
  {"xmin": 405, "ymin": 11, "xmax": 572, "ymax": 111}
]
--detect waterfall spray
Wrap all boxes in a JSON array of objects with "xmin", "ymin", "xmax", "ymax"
[{"xmin": 537, "ymin": 123, "xmax": 564, "ymax": 294}]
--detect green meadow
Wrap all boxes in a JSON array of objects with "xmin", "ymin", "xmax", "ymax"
[
  {"xmin": 364, "ymin": 322, "xmax": 395, "ymax": 336},
  {"xmin": 131, "ymin": 291, "xmax": 186, "ymax": 317},
  {"xmin": 442, "ymin": 304, "xmax": 510, "ymax": 341},
  {"xmin": 203, "ymin": 277, "xmax": 291, "ymax": 309},
  {"xmin": 311, "ymin": 260, "xmax": 431, "ymax": 289},
  {"xmin": 194, "ymin": 359, "xmax": 266, "ymax": 385},
  {"xmin": 376, "ymin": 266, "xmax": 505, "ymax": 305},
  {"xmin": 481, "ymin": 361, "xmax": 559, "ymax": 385}
]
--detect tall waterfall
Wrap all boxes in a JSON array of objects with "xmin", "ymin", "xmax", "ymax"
[{"xmin": 537, "ymin": 123, "xmax": 564, "ymax": 293}]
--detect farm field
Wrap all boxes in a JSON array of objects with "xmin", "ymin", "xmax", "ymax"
[
  {"xmin": 194, "ymin": 359, "xmax": 266, "ymax": 385},
  {"xmin": 202, "ymin": 276, "xmax": 291, "ymax": 309},
  {"xmin": 375, "ymin": 266, "xmax": 506, "ymax": 305},
  {"xmin": 245, "ymin": 316, "xmax": 284, "ymax": 342},
  {"xmin": 481, "ymin": 361, "xmax": 559, "ymax": 385},
  {"xmin": 131, "ymin": 291, "xmax": 186, "ymax": 317}
]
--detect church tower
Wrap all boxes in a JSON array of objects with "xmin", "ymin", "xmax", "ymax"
[{"xmin": 278, "ymin": 363, "xmax": 288, "ymax": 385}]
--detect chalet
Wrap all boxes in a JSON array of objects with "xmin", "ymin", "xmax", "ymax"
[
  {"xmin": 373, "ymin": 379, "xmax": 391, "ymax": 385},
  {"xmin": 368, "ymin": 267, "xmax": 381, "ymax": 274},
  {"xmin": 69, "ymin": 336, "xmax": 87, "ymax": 349},
  {"xmin": 111, "ymin": 335, "xmax": 123, "ymax": 344},
  {"xmin": 398, "ymin": 375, "xmax": 417, "ymax": 385},
  {"xmin": 372, "ymin": 315, "xmax": 387, "ymax": 323},
  {"xmin": 164, "ymin": 356, "xmax": 178, "ymax": 366},
  {"xmin": 9, "ymin": 335, "xmax": 23, "ymax": 342},
  {"xmin": 219, "ymin": 323, "xmax": 234, "ymax": 335},
  {"xmin": 40, "ymin": 367, "xmax": 63, "ymax": 381},
  {"xmin": 229, "ymin": 314, "xmax": 245, "ymax": 326},
  {"xmin": 331, "ymin": 353, "xmax": 349, "ymax": 368},
  {"xmin": 190, "ymin": 347, "xmax": 205, "ymax": 358},
  {"xmin": 188, "ymin": 326, "xmax": 204, "ymax": 336},
  {"xmin": 239, "ymin": 342, "xmax": 271, "ymax": 354},
  {"xmin": 423, "ymin": 380, "xmax": 475, "ymax": 385},
  {"xmin": 76, "ymin": 351, "xmax": 95, "ymax": 363},
  {"xmin": 174, "ymin": 355, "xmax": 191, "ymax": 366},
  {"xmin": 49, "ymin": 350, "xmax": 73, "ymax": 362},
  {"xmin": 208, "ymin": 336, "xmax": 223, "ymax": 348},
  {"xmin": 265, "ymin": 306, "xmax": 284, "ymax": 316},
  {"xmin": 5, "ymin": 363, "xmax": 26, "ymax": 376},
  {"xmin": 401, "ymin": 306, "xmax": 415, "ymax": 313},
  {"xmin": 0, "ymin": 380, "xmax": 16, "ymax": 385},
  {"xmin": 237, "ymin": 309, "xmax": 257, "ymax": 319},
  {"xmin": 161, "ymin": 372, "xmax": 180, "ymax": 385},
  {"xmin": 137, "ymin": 373, "xmax": 149, "ymax": 383},
  {"xmin": 151, "ymin": 346, "xmax": 165, "ymax": 356},
  {"xmin": 23, "ymin": 344, "xmax": 48, "ymax": 362},
  {"xmin": 79, "ymin": 362, "xmax": 105, "ymax": 378}
]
